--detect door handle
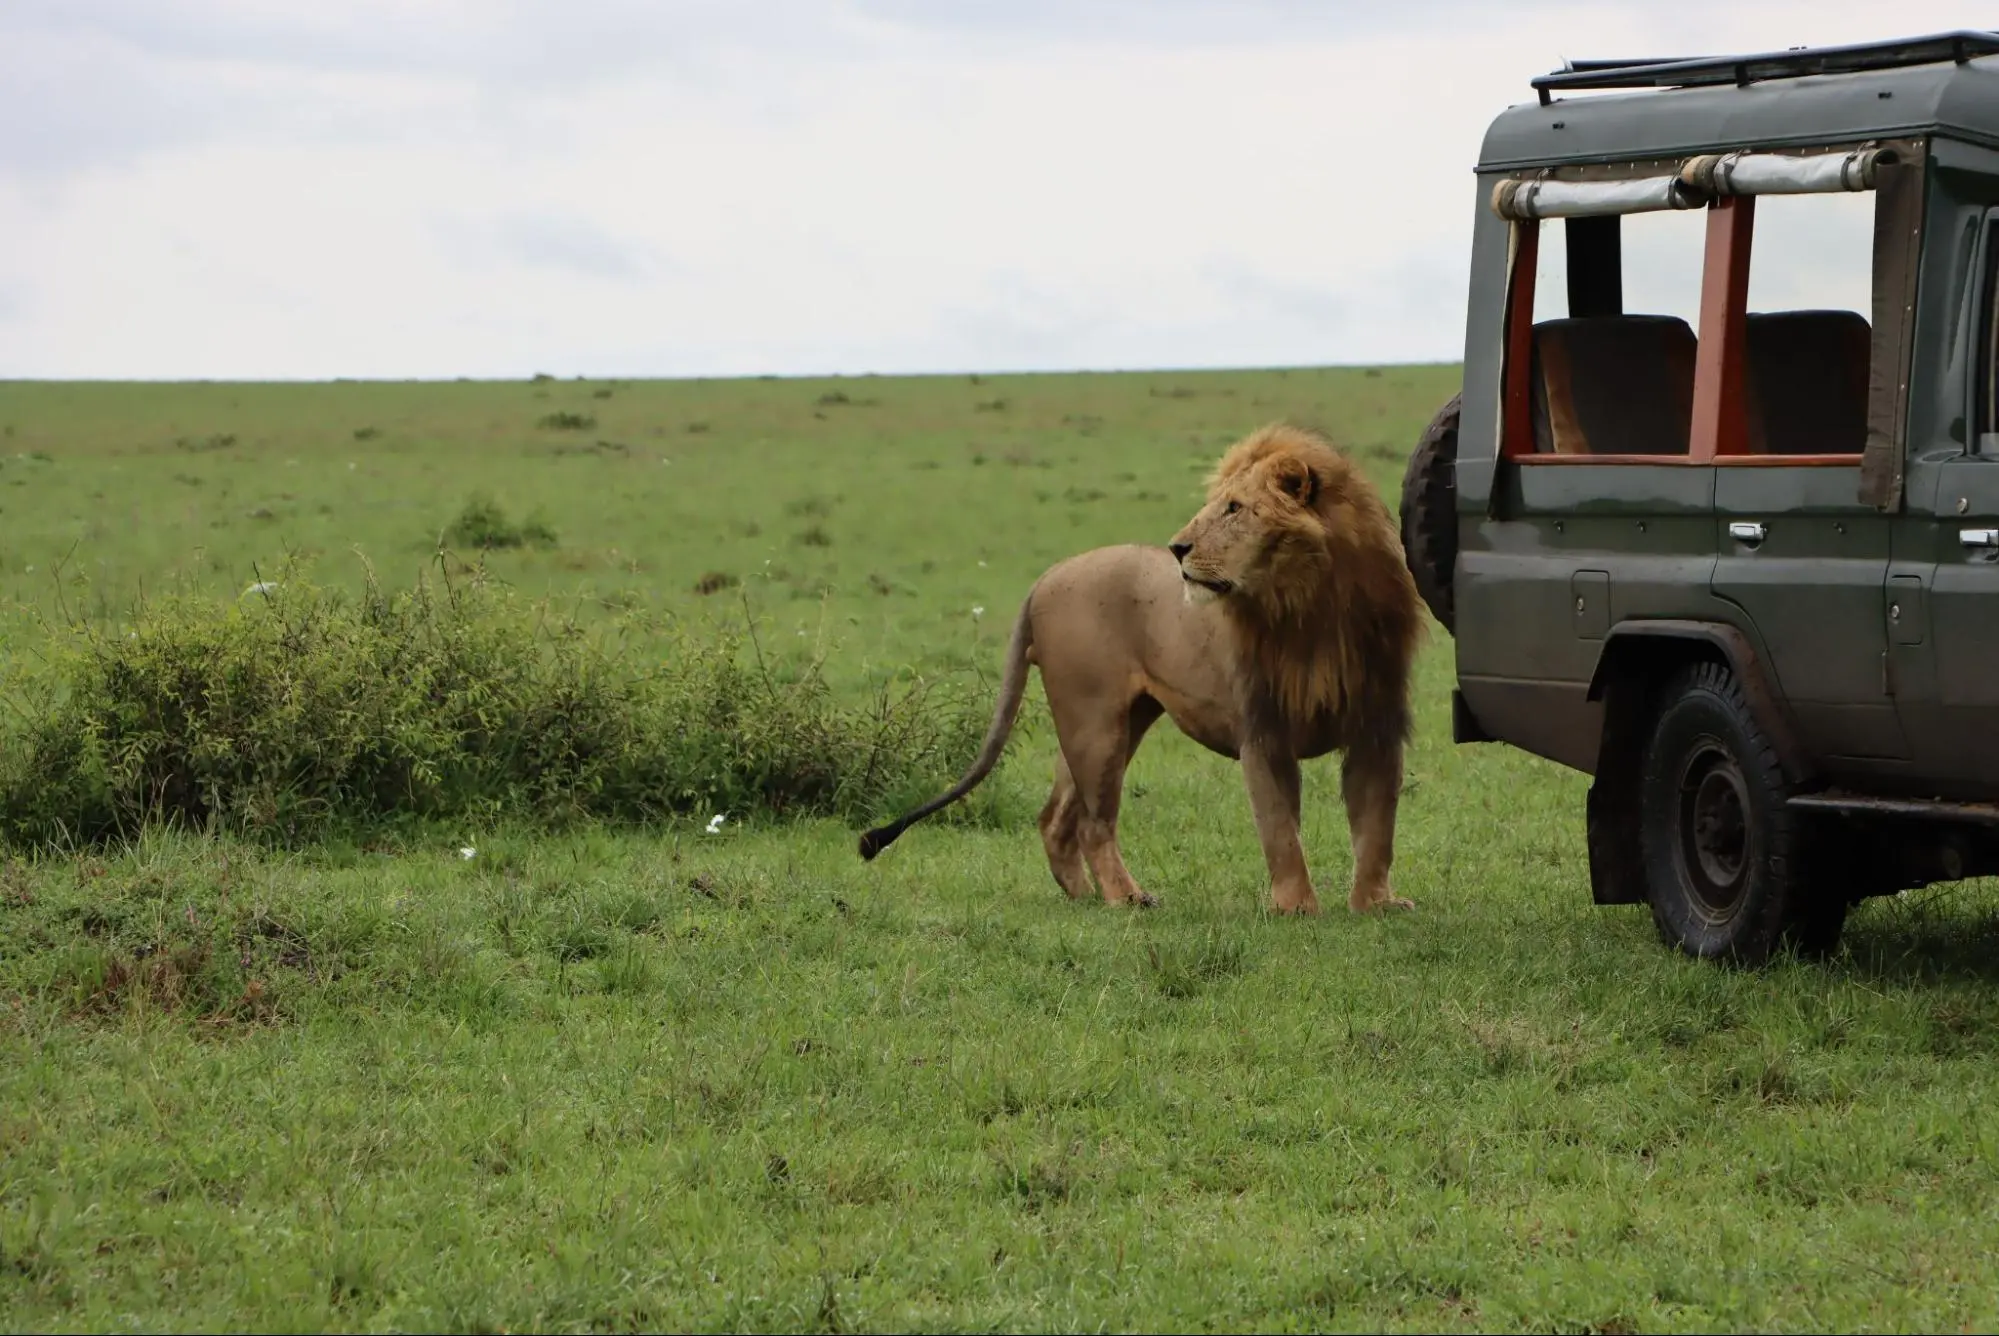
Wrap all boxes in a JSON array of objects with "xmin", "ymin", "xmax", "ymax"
[
  {"xmin": 1729, "ymin": 521, "xmax": 1767, "ymax": 546},
  {"xmin": 1961, "ymin": 528, "xmax": 1999, "ymax": 549}
]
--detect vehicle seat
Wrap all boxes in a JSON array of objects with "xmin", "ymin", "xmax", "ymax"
[
  {"xmin": 1744, "ymin": 310, "xmax": 1871, "ymax": 456},
  {"xmin": 1531, "ymin": 315, "xmax": 1698, "ymax": 455}
]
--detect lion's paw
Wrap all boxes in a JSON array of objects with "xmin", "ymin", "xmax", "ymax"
[{"xmin": 1267, "ymin": 894, "xmax": 1322, "ymax": 917}]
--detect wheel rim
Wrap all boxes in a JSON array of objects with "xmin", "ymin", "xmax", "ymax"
[{"xmin": 1676, "ymin": 740, "xmax": 1752, "ymax": 923}]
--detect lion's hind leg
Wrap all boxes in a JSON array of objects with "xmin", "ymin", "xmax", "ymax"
[
  {"xmin": 1039, "ymin": 754, "xmax": 1096, "ymax": 900},
  {"xmin": 1053, "ymin": 695, "xmax": 1162, "ymax": 908}
]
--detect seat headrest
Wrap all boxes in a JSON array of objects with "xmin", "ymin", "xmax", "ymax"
[
  {"xmin": 1531, "ymin": 315, "xmax": 1698, "ymax": 456},
  {"xmin": 1744, "ymin": 310, "xmax": 1871, "ymax": 456}
]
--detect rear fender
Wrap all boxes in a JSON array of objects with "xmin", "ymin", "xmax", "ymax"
[
  {"xmin": 1586, "ymin": 620, "xmax": 1809, "ymax": 785},
  {"xmin": 1581, "ymin": 620, "xmax": 1810, "ymax": 905}
]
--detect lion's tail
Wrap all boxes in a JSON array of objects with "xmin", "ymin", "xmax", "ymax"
[{"xmin": 858, "ymin": 597, "xmax": 1035, "ymax": 861}]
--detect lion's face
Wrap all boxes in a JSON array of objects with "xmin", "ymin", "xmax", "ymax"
[{"xmin": 1168, "ymin": 449, "xmax": 1323, "ymax": 607}]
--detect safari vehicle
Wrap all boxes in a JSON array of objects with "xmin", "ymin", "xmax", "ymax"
[{"xmin": 1399, "ymin": 32, "xmax": 1999, "ymax": 963}]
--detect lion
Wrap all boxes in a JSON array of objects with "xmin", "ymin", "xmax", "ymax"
[{"xmin": 858, "ymin": 423, "xmax": 1424, "ymax": 915}]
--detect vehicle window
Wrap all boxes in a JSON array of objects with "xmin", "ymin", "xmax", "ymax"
[
  {"xmin": 1529, "ymin": 218, "xmax": 1568, "ymax": 326},
  {"xmin": 1530, "ymin": 212, "xmax": 1705, "ymax": 327},
  {"xmin": 1506, "ymin": 171, "xmax": 1885, "ymax": 462},
  {"xmin": 1619, "ymin": 212, "xmax": 1706, "ymax": 330},
  {"xmin": 1740, "ymin": 191, "xmax": 1874, "ymax": 457},
  {"xmin": 1518, "ymin": 210, "xmax": 1705, "ymax": 457}
]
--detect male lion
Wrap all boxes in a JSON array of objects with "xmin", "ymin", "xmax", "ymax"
[{"xmin": 858, "ymin": 423, "xmax": 1423, "ymax": 915}]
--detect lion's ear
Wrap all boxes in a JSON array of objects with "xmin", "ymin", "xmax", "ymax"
[{"xmin": 1271, "ymin": 457, "xmax": 1318, "ymax": 506}]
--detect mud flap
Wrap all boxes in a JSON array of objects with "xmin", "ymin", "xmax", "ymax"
[
  {"xmin": 1585, "ymin": 779, "xmax": 1645, "ymax": 904},
  {"xmin": 1585, "ymin": 669, "xmax": 1649, "ymax": 906},
  {"xmin": 1451, "ymin": 689, "xmax": 1493, "ymax": 744}
]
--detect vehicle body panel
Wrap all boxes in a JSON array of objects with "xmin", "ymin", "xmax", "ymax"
[{"xmin": 1452, "ymin": 49, "xmax": 1999, "ymax": 804}]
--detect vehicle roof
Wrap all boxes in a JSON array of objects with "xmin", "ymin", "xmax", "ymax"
[{"xmin": 1481, "ymin": 49, "xmax": 1999, "ymax": 172}]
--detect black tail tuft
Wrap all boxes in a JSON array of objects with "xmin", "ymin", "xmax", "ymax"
[{"xmin": 858, "ymin": 823, "xmax": 901, "ymax": 861}]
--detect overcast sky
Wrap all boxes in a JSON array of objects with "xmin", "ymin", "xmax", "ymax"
[{"xmin": 0, "ymin": 1, "xmax": 1991, "ymax": 380}]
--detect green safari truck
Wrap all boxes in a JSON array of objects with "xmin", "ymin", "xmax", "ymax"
[{"xmin": 1400, "ymin": 32, "xmax": 1999, "ymax": 963}]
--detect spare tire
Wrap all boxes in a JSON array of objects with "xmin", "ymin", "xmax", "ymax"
[{"xmin": 1400, "ymin": 393, "xmax": 1461, "ymax": 635}]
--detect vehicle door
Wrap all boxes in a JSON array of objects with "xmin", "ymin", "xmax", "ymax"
[
  {"xmin": 1896, "ymin": 186, "xmax": 1999, "ymax": 793},
  {"xmin": 1703, "ymin": 182, "xmax": 1910, "ymax": 768},
  {"xmin": 1455, "ymin": 209, "xmax": 1718, "ymax": 774}
]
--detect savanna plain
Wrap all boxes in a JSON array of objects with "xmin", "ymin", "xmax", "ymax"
[{"xmin": 4, "ymin": 367, "xmax": 1999, "ymax": 1333}]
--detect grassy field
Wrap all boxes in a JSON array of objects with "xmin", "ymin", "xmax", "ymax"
[{"xmin": 6, "ymin": 367, "xmax": 1999, "ymax": 1332}]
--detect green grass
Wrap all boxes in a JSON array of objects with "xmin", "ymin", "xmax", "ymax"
[{"xmin": 6, "ymin": 367, "xmax": 1999, "ymax": 1330}]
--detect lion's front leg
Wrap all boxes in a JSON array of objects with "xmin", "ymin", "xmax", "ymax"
[
  {"xmin": 1239, "ymin": 739, "xmax": 1318, "ymax": 915},
  {"xmin": 1342, "ymin": 744, "xmax": 1412, "ymax": 912}
]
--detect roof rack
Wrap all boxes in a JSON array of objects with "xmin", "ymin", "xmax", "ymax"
[{"xmin": 1533, "ymin": 30, "xmax": 1999, "ymax": 105}]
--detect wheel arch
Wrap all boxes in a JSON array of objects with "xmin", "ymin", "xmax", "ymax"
[
  {"xmin": 1582, "ymin": 619, "xmax": 1811, "ymax": 906},
  {"xmin": 1586, "ymin": 619, "xmax": 1810, "ymax": 785}
]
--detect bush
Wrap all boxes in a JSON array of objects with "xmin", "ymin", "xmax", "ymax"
[
  {"xmin": 692, "ymin": 572, "xmax": 739, "ymax": 596},
  {"xmin": 445, "ymin": 494, "xmax": 558, "ymax": 549},
  {"xmin": 0, "ymin": 571, "xmax": 994, "ymax": 848}
]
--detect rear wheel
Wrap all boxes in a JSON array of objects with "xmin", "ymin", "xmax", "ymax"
[
  {"xmin": 1637, "ymin": 662, "xmax": 1844, "ymax": 963},
  {"xmin": 1400, "ymin": 393, "xmax": 1461, "ymax": 634}
]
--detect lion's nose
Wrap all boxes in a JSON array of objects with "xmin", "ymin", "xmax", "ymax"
[{"xmin": 1169, "ymin": 541, "xmax": 1192, "ymax": 562}]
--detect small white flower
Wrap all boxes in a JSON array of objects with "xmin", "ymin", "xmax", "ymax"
[
  {"xmin": 459, "ymin": 846, "xmax": 476, "ymax": 859},
  {"xmin": 705, "ymin": 814, "xmax": 727, "ymax": 834},
  {"xmin": 243, "ymin": 581, "xmax": 279, "ymax": 598},
  {"xmin": 347, "ymin": 462, "xmax": 357, "ymax": 470},
  {"xmin": 977, "ymin": 560, "xmax": 987, "ymax": 567},
  {"xmin": 972, "ymin": 606, "xmax": 985, "ymax": 618}
]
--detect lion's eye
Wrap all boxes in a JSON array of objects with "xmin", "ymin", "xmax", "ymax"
[{"xmin": 1224, "ymin": 500, "xmax": 1241, "ymax": 516}]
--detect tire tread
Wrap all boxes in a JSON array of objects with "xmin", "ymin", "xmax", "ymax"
[
  {"xmin": 1638, "ymin": 660, "xmax": 1839, "ymax": 964},
  {"xmin": 1400, "ymin": 393, "xmax": 1461, "ymax": 635}
]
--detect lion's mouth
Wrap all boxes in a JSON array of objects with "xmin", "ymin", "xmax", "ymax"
[{"xmin": 1182, "ymin": 574, "xmax": 1233, "ymax": 596}]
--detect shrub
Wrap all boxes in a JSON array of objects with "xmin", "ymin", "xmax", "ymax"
[
  {"xmin": 537, "ymin": 411, "xmax": 595, "ymax": 431},
  {"xmin": 692, "ymin": 572, "xmax": 739, "ymax": 596},
  {"xmin": 0, "ymin": 570, "xmax": 994, "ymax": 848},
  {"xmin": 445, "ymin": 494, "xmax": 558, "ymax": 549}
]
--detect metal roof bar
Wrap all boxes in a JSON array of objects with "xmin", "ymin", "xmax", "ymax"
[
  {"xmin": 1555, "ymin": 57, "xmax": 1702, "ymax": 75},
  {"xmin": 1533, "ymin": 30, "xmax": 1999, "ymax": 105}
]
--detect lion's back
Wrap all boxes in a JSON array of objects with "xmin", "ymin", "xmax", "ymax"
[{"xmin": 1029, "ymin": 543, "xmax": 1197, "ymax": 639}]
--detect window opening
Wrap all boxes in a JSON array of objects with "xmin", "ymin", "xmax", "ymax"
[
  {"xmin": 1739, "ymin": 190, "xmax": 1875, "ymax": 457},
  {"xmin": 1502, "ymin": 155, "xmax": 1895, "ymax": 464},
  {"xmin": 1511, "ymin": 209, "xmax": 1705, "ymax": 458}
]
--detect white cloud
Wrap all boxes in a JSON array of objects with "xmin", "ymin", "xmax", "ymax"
[{"xmin": 0, "ymin": 1, "xmax": 1991, "ymax": 378}]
